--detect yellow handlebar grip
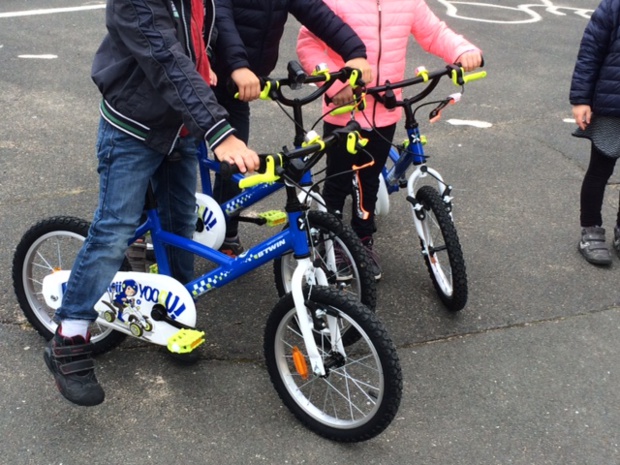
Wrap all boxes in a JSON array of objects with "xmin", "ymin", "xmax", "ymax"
[
  {"xmin": 329, "ymin": 104, "xmax": 357, "ymax": 116},
  {"xmin": 451, "ymin": 68, "xmax": 487, "ymax": 86},
  {"xmin": 238, "ymin": 155, "xmax": 281, "ymax": 189},
  {"xmin": 463, "ymin": 70, "xmax": 487, "ymax": 83}
]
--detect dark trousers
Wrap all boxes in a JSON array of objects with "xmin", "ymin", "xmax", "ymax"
[
  {"xmin": 580, "ymin": 143, "xmax": 620, "ymax": 228},
  {"xmin": 212, "ymin": 85, "xmax": 251, "ymax": 238},
  {"xmin": 322, "ymin": 122, "xmax": 396, "ymax": 238}
]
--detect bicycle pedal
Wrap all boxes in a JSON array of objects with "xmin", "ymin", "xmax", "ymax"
[
  {"xmin": 257, "ymin": 210, "xmax": 287, "ymax": 227},
  {"xmin": 167, "ymin": 329, "xmax": 205, "ymax": 354}
]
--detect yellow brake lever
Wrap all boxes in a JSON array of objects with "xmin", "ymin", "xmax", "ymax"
[
  {"xmin": 238, "ymin": 154, "xmax": 282, "ymax": 189},
  {"xmin": 346, "ymin": 131, "xmax": 368, "ymax": 155}
]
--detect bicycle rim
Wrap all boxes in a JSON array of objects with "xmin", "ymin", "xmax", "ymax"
[
  {"xmin": 266, "ymin": 288, "xmax": 401, "ymax": 441},
  {"xmin": 15, "ymin": 218, "xmax": 120, "ymax": 344}
]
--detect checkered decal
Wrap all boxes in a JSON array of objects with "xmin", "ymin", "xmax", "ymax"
[{"xmin": 191, "ymin": 271, "xmax": 231, "ymax": 297}]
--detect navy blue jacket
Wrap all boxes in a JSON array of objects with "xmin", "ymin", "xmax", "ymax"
[
  {"xmin": 570, "ymin": 0, "xmax": 620, "ymax": 116},
  {"xmin": 212, "ymin": 0, "xmax": 367, "ymax": 79},
  {"xmin": 92, "ymin": 0, "xmax": 234, "ymax": 155}
]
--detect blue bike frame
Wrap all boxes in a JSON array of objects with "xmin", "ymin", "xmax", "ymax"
[{"xmin": 130, "ymin": 183, "xmax": 312, "ymax": 301}]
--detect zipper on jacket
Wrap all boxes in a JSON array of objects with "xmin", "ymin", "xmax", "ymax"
[
  {"xmin": 178, "ymin": 0, "xmax": 194, "ymax": 61},
  {"xmin": 373, "ymin": 0, "xmax": 383, "ymax": 127}
]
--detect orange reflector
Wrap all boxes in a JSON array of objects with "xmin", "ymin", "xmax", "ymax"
[{"xmin": 292, "ymin": 346, "xmax": 309, "ymax": 380}]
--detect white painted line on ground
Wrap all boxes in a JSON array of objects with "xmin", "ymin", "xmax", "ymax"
[
  {"xmin": 18, "ymin": 54, "xmax": 58, "ymax": 59},
  {"xmin": 0, "ymin": 4, "xmax": 105, "ymax": 19},
  {"xmin": 446, "ymin": 119, "xmax": 492, "ymax": 128}
]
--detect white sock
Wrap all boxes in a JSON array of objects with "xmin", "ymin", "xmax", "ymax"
[{"xmin": 59, "ymin": 319, "xmax": 90, "ymax": 338}]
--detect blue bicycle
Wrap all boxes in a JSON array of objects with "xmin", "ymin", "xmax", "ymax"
[
  {"xmin": 187, "ymin": 64, "xmax": 377, "ymax": 310},
  {"xmin": 332, "ymin": 64, "xmax": 487, "ymax": 311},
  {"xmin": 12, "ymin": 120, "xmax": 402, "ymax": 442}
]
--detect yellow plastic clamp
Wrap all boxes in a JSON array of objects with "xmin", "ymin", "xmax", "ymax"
[
  {"xmin": 415, "ymin": 66, "xmax": 429, "ymax": 82},
  {"xmin": 258, "ymin": 210, "xmax": 288, "ymax": 227},
  {"xmin": 167, "ymin": 329, "xmax": 206, "ymax": 354},
  {"xmin": 312, "ymin": 65, "xmax": 331, "ymax": 82},
  {"xmin": 302, "ymin": 132, "xmax": 326, "ymax": 151}
]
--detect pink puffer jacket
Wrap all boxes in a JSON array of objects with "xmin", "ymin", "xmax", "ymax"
[{"xmin": 296, "ymin": 0, "xmax": 480, "ymax": 128}]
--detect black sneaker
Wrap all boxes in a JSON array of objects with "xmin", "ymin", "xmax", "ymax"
[
  {"xmin": 219, "ymin": 236, "xmax": 244, "ymax": 257},
  {"xmin": 44, "ymin": 328, "xmax": 105, "ymax": 406},
  {"xmin": 360, "ymin": 236, "xmax": 382, "ymax": 281}
]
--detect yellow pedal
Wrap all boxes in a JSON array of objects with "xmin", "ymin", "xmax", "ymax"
[
  {"xmin": 258, "ymin": 210, "xmax": 287, "ymax": 227},
  {"xmin": 167, "ymin": 329, "xmax": 205, "ymax": 354}
]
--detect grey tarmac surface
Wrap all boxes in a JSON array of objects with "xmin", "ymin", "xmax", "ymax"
[{"xmin": 1, "ymin": 1, "xmax": 619, "ymax": 464}]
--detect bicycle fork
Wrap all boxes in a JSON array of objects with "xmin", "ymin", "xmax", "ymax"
[
  {"xmin": 290, "ymin": 257, "xmax": 345, "ymax": 377},
  {"xmin": 407, "ymin": 165, "xmax": 454, "ymax": 228}
]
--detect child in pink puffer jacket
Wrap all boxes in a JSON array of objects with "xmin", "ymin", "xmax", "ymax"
[{"xmin": 297, "ymin": 0, "xmax": 482, "ymax": 280}]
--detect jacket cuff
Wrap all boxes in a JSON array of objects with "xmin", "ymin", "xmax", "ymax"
[{"xmin": 205, "ymin": 120, "xmax": 236, "ymax": 151}]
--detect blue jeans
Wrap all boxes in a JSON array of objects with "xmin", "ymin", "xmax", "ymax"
[{"xmin": 55, "ymin": 118, "xmax": 198, "ymax": 322}]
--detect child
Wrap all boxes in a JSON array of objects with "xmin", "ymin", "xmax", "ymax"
[
  {"xmin": 570, "ymin": 0, "xmax": 620, "ymax": 266},
  {"xmin": 210, "ymin": 0, "xmax": 372, "ymax": 256},
  {"xmin": 297, "ymin": 0, "xmax": 483, "ymax": 279}
]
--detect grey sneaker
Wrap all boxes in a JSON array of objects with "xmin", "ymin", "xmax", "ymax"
[
  {"xmin": 579, "ymin": 226, "xmax": 612, "ymax": 266},
  {"xmin": 361, "ymin": 236, "xmax": 382, "ymax": 281},
  {"xmin": 614, "ymin": 226, "xmax": 620, "ymax": 259}
]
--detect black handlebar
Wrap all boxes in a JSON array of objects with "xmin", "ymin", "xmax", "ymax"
[{"xmin": 218, "ymin": 120, "xmax": 362, "ymax": 181}]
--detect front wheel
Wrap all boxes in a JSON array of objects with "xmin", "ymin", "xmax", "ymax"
[
  {"xmin": 415, "ymin": 186, "xmax": 468, "ymax": 311},
  {"xmin": 273, "ymin": 210, "xmax": 377, "ymax": 311},
  {"xmin": 264, "ymin": 287, "xmax": 402, "ymax": 442},
  {"xmin": 12, "ymin": 216, "xmax": 127, "ymax": 354}
]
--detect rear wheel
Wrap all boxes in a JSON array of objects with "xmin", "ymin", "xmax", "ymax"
[
  {"xmin": 12, "ymin": 216, "xmax": 127, "ymax": 354},
  {"xmin": 415, "ymin": 186, "xmax": 468, "ymax": 311},
  {"xmin": 264, "ymin": 286, "xmax": 402, "ymax": 442}
]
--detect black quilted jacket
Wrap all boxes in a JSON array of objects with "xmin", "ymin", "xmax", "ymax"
[
  {"xmin": 212, "ymin": 0, "xmax": 366, "ymax": 78},
  {"xmin": 570, "ymin": 0, "xmax": 620, "ymax": 116}
]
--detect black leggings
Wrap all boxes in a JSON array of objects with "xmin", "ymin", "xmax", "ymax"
[
  {"xmin": 580, "ymin": 143, "xmax": 620, "ymax": 227},
  {"xmin": 322, "ymin": 122, "xmax": 396, "ymax": 238}
]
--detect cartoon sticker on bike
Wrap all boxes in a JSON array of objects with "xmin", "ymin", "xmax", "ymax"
[{"xmin": 101, "ymin": 279, "xmax": 154, "ymax": 337}]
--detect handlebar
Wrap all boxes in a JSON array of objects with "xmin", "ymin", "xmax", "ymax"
[
  {"xmin": 219, "ymin": 120, "xmax": 365, "ymax": 188},
  {"xmin": 227, "ymin": 60, "xmax": 363, "ymax": 108},
  {"xmin": 330, "ymin": 64, "xmax": 486, "ymax": 117}
]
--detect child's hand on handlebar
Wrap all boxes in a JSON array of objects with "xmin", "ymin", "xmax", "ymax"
[
  {"xmin": 230, "ymin": 67, "xmax": 261, "ymax": 101},
  {"xmin": 213, "ymin": 135, "xmax": 260, "ymax": 174},
  {"xmin": 344, "ymin": 57, "xmax": 373, "ymax": 84},
  {"xmin": 455, "ymin": 51, "xmax": 483, "ymax": 72},
  {"xmin": 331, "ymin": 86, "xmax": 354, "ymax": 106}
]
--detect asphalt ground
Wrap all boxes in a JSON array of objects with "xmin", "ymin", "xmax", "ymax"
[{"xmin": 2, "ymin": 1, "xmax": 620, "ymax": 464}]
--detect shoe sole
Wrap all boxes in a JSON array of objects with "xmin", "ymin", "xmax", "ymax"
[{"xmin": 578, "ymin": 244, "xmax": 612, "ymax": 266}]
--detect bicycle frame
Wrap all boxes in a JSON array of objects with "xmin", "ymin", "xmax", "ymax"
[{"xmin": 129, "ymin": 141, "xmax": 362, "ymax": 375}]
